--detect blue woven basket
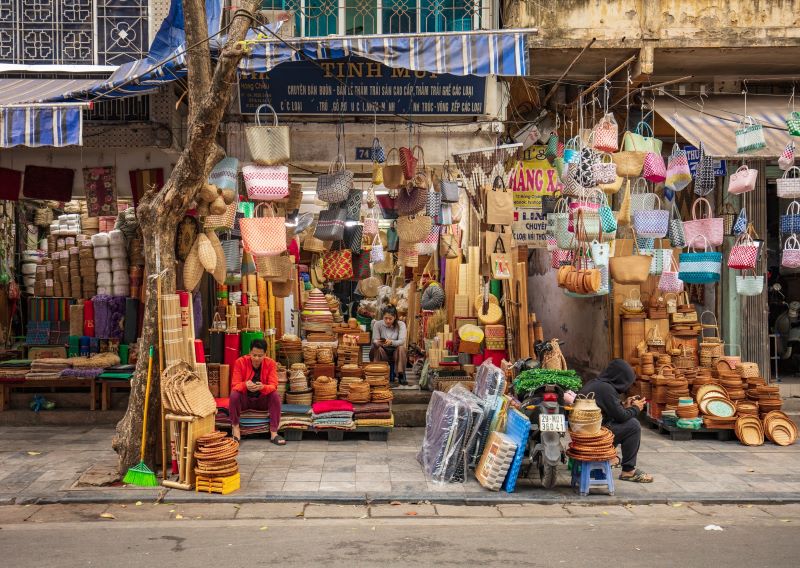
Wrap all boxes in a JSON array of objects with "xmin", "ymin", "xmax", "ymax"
[{"xmin": 678, "ymin": 251, "xmax": 722, "ymax": 284}]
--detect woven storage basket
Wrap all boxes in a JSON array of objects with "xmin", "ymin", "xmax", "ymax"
[
  {"xmin": 255, "ymin": 253, "xmax": 291, "ymax": 282},
  {"xmin": 738, "ymin": 362, "xmax": 760, "ymax": 378}
]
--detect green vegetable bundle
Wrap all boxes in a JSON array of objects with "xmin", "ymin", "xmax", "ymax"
[{"xmin": 513, "ymin": 369, "xmax": 582, "ymax": 395}]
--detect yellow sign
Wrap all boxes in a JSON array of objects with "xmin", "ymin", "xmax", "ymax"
[{"xmin": 509, "ymin": 146, "xmax": 562, "ymax": 247}]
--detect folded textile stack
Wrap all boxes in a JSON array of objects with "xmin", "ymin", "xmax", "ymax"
[
  {"xmin": 0, "ymin": 360, "xmax": 31, "ymax": 383},
  {"xmin": 279, "ymin": 404, "xmax": 313, "ymax": 430},
  {"xmin": 108, "ymin": 230, "xmax": 130, "ymax": 297},
  {"xmin": 26, "ymin": 358, "xmax": 72, "ymax": 380},
  {"xmin": 238, "ymin": 410, "xmax": 270, "ymax": 435},
  {"xmin": 353, "ymin": 401, "xmax": 393, "ymax": 427},
  {"xmin": 61, "ymin": 368, "xmax": 104, "ymax": 379},
  {"xmin": 194, "ymin": 431, "xmax": 239, "ymax": 479},
  {"xmin": 311, "ymin": 399, "xmax": 355, "ymax": 430}
]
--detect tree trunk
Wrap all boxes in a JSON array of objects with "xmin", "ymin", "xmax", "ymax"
[{"xmin": 113, "ymin": 0, "xmax": 261, "ymax": 474}]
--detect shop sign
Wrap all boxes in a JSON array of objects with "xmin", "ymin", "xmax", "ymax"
[
  {"xmin": 508, "ymin": 145, "xmax": 561, "ymax": 248},
  {"xmin": 684, "ymin": 145, "xmax": 727, "ymax": 177},
  {"xmin": 239, "ymin": 59, "xmax": 486, "ymax": 116}
]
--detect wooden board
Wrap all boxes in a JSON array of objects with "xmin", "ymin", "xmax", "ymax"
[
  {"xmin": 445, "ymin": 256, "xmax": 460, "ymax": 332},
  {"xmin": 515, "ymin": 261, "xmax": 531, "ymax": 360}
]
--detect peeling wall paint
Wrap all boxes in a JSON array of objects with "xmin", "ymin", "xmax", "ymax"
[{"xmin": 517, "ymin": 0, "xmax": 800, "ymax": 47}]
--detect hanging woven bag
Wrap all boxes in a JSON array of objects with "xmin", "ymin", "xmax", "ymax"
[
  {"xmin": 665, "ymin": 144, "xmax": 692, "ymax": 192},
  {"xmin": 728, "ymin": 164, "xmax": 758, "ymax": 195},
  {"xmin": 245, "ymin": 104, "xmax": 290, "ymax": 166}
]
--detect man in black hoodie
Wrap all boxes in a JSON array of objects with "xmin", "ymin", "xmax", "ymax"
[{"xmin": 579, "ymin": 359, "xmax": 653, "ymax": 483}]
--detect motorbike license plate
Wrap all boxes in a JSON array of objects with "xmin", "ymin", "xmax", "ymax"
[{"xmin": 539, "ymin": 414, "xmax": 566, "ymax": 432}]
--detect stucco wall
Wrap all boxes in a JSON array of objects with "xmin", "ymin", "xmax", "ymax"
[
  {"xmin": 513, "ymin": 0, "xmax": 800, "ymax": 47},
  {"xmin": 526, "ymin": 249, "xmax": 610, "ymax": 378}
]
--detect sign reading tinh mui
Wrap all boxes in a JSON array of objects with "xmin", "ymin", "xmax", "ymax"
[{"xmin": 239, "ymin": 59, "xmax": 486, "ymax": 116}]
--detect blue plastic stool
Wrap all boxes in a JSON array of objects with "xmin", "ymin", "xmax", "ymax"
[{"xmin": 570, "ymin": 460, "xmax": 615, "ymax": 496}]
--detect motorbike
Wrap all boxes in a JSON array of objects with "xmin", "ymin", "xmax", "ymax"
[
  {"xmin": 517, "ymin": 383, "xmax": 568, "ymax": 489},
  {"xmin": 772, "ymin": 287, "xmax": 800, "ymax": 372}
]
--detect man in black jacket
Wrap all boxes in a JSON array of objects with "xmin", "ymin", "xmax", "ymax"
[{"xmin": 579, "ymin": 359, "xmax": 653, "ymax": 483}]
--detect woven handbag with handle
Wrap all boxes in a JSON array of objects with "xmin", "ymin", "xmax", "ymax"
[
  {"xmin": 609, "ymin": 228, "xmax": 651, "ymax": 284},
  {"xmin": 728, "ymin": 232, "xmax": 759, "ymax": 270},
  {"xmin": 372, "ymin": 137, "xmax": 386, "ymax": 163},
  {"xmin": 735, "ymin": 116, "xmax": 767, "ymax": 153},
  {"xmin": 242, "ymin": 164, "xmax": 289, "ymax": 201},
  {"xmin": 399, "ymin": 146, "xmax": 419, "ymax": 180},
  {"xmin": 787, "ymin": 111, "xmax": 800, "ymax": 137},
  {"xmin": 396, "ymin": 214, "xmax": 433, "ymax": 243},
  {"xmin": 322, "ymin": 248, "xmax": 354, "ymax": 281},
  {"xmin": 782, "ymin": 234, "xmax": 800, "ymax": 268},
  {"xmin": 240, "ymin": 204, "xmax": 286, "ymax": 256},
  {"xmin": 780, "ymin": 201, "xmax": 800, "ymax": 234},
  {"xmin": 669, "ymin": 201, "xmax": 686, "ymax": 248},
  {"xmin": 592, "ymin": 153, "xmax": 617, "ymax": 184},
  {"xmin": 256, "ymin": 252, "xmax": 291, "ymax": 282},
  {"xmin": 623, "ymin": 122, "xmax": 662, "ymax": 154},
  {"xmin": 777, "ymin": 166, "xmax": 800, "ymax": 199},
  {"xmin": 317, "ymin": 156, "xmax": 353, "ymax": 203},
  {"xmin": 314, "ymin": 206, "xmax": 346, "ymax": 241},
  {"xmin": 694, "ymin": 143, "xmax": 715, "ymax": 196},
  {"xmin": 630, "ymin": 177, "xmax": 657, "ymax": 214},
  {"xmin": 683, "ymin": 197, "xmax": 723, "ymax": 248},
  {"xmin": 728, "ymin": 164, "xmax": 758, "ymax": 195},
  {"xmin": 383, "ymin": 148, "xmax": 404, "ymax": 190},
  {"xmin": 591, "ymin": 113, "xmax": 618, "ymax": 152},
  {"xmin": 736, "ymin": 272, "xmax": 764, "ymax": 296},
  {"xmin": 678, "ymin": 235, "xmax": 722, "ymax": 284},
  {"xmin": 440, "ymin": 160, "xmax": 459, "ymax": 202},
  {"xmin": 344, "ymin": 187, "xmax": 362, "ymax": 221},
  {"xmin": 245, "ymin": 104, "xmax": 290, "ymax": 165},
  {"xmin": 395, "ymin": 184, "xmax": 427, "ymax": 217},
  {"xmin": 208, "ymin": 157, "xmax": 239, "ymax": 190},
  {"xmin": 643, "ymin": 151, "xmax": 666, "ymax": 183},
  {"xmin": 633, "ymin": 193, "xmax": 669, "ymax": 238},
  {"xmin": 665, "ymin": 144, "xmax": 692, "ymax": 192},
  {"xmin": 658, "ymin": 255, "xmax": 684, "ymax": 293}
]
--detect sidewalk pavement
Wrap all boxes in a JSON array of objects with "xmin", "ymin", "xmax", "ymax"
[{"xmin": 1, "ymin": 426, "xmax": 798, "ymax": 505}]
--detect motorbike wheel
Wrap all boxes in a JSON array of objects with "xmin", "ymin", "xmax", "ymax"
[{"xmin": 541, "ymin": 464, "xmax": 558, "ymax": 489}]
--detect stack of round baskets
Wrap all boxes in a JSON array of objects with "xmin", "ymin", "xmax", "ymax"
[
  {"xmin": 566, "ymin": 427, "xmax": 617, "ymax": 461},
  {"xmin": 569, "ymin": 394, "xmax": 603, "ymax": 435},
  {"xmin": 371, "ymin": 386, "xmax": 394, "ymax": 403},
  {"xmin": 316, "ymin": 347, "xmax": 334, "ymax": 364},
  {"xmin": 194, "ymin": 432, "xmax": 239, "ymax": 478},
  {"xmin": 302, "ymin": 344, "xmax": 317, "ymax": 365},
  {"xmin": 313, "ymin": 376, "xmax": 338, "ymax": 402},
  {"xmin": 699, "ymin": 312, "xmax": 723, "ymax": 368}
]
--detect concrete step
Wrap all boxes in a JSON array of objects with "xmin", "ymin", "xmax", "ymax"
[
  {"xmin": 392, "ymin": 403, "xmax": 429, "ymax": 427},
  {"xmin": 390, "ymin": 388, "xmax": 431, "ymax": 405},
  {"xmin": 0, "ymin": 409, "xmax": 124, "ymax": 426}
]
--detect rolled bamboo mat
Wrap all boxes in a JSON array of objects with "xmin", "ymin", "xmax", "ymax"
[
  {"xmin": 179, "ymin": 291, "xmax": 192, "ymax": 365},
  {"xmin": 445, "ymin": 256, "xmax": 460, "ymax": 332},
  {"xmin": 219, "ymin": 364, "xmax": 230, "ymax": 397},
  {"xmin": 195, "ymin": 362, "xmax": 208, "ymax": 387},
  {"xmin": 258, "ymin": 276, "xmax": 268, "ymax": 331},
  {"xmin": 161, "ymin": 294, "xmax": 184, "ymax": 367},
  {"xmin": 467, "ymin": 246, "xmax": 480, "ymax": 317}
]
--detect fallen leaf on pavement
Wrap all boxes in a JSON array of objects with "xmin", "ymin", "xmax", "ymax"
[
  {"xmin": 26, "ymin": 452, "xmax": 41, "ymax": 456},
  {"xmin": 405, "ymin": 512, "xmax": 418, "ymax": 516},
  {"xmin": 260, "ymin": 526, "xmax": 268, "ymax": 531},
  {"xmin": 390, "ymin": 501, "xmax": 402, "ymax": 506},
  {"xmin": 780, "ymin": 519, "xmax": 791, "ymax": 523},
  {"xmin": 672, "ymin": 503, "xmax": 683, "ymax": 508},
  {"xmin": 135, "ymin": 501, "xmax": 142, "ymax": 506},
  {"xmin": 100, "ymin": 513, "xmax": 115, "ymax": 520},
  {"xmin": 704, "ymin": 524, "xmax": 723, "ymax": 531},
  {"xmin": 175, "ymin": 514, "xmax": 184, "ymax": 519}
]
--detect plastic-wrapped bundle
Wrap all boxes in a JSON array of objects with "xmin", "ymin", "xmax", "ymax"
[
  {"xmin": 471, "ymin": 360, "xmax": 508, "ymax": 462},
  {"xmin": 417, "ymin": 391, "xmax": 473, "ymax": 484},
  {"xmin": 445, "ymin": 385, "xmax": 488, "ymax": 476}
]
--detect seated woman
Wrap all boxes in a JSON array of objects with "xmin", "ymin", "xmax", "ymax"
[{"xmin": 369, "ymin": 305, "xmax": 408, "ymax": 385}]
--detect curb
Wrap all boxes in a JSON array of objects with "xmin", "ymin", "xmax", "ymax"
[{"xmin": 8, "ymin": 491, "xmax": 800, "ymax": 507}]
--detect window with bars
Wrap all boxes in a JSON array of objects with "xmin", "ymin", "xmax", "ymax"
[{"xmin": 261, "ymin": 0, "xmax": 484, "ymax": 36}]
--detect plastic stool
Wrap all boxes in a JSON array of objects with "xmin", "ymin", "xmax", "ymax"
[{"xmin": 570, "ymin": 460, "xmax": 615, "ymax": 496}]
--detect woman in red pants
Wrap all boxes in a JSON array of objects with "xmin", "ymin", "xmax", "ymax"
[{"xmin": 229, "ymin": 339, "xmax": 285, "ymax": 445}]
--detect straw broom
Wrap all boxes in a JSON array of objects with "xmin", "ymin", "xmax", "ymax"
[{"xmin": 123, "ymin": 345, "xmax": 158, "ymax": 486}]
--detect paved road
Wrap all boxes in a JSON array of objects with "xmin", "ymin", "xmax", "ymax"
[{"xmin": 1, "ymin": 503, "xmax": 798, "ymax": 567}]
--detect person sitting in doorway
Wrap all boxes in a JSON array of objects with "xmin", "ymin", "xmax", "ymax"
[
  {"xmin": 369, "ymin": 305, "xmax": 408, "ymax": 385},
  {"xmin": 579, "ymin": 359, "xmax": 653, "ymax": 483},
  {"xmin": 229, "ymin": 339, "xmax": 285, "ymax": 445}
]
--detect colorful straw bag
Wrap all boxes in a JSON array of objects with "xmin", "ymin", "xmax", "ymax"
[
  {"xmin": 317, "ymin": 155, "xmax": 354, "ymax": 204},
  {"xmin": 609, "ymin": 229, "xmax": 651, "ymax": 284},
  {"xmin": 591, "ymin": 113, "xmax": 619, "ymax": 153},
  {"xmin": 777, "ymin": 166, "xmax": 800, "ymax": 199},
  {"xmin": 665, "ymin": 144, "xmax": 692, "ymax": 192},
  {"xmin": 735, "ymin": 116, "xmax": 766, "ymax": 154},
  {"xmin": 242, "ymin": 164, "xmax": 289, "ymax": 201},
  {"xmin": 694, "ymin": 143, "xmax": 716, "ymax": 196},
  {"xmin": 669, "ymin": 201, "xmax": 686, "ymax": 248},
  {"xmin": 623, "ymin": 122, "xmax": 662, "ymax": 154},
  {"xmin": 658, "ymin": 254, "xmax": 684, "ymax": 293},
  {"xmin": 683, "ymin": 197, "xmax": 723, "ymax": 248},
  {"xmin": 678, "ymin": 236, "xmax": 722, "ymax": 284},
  {"xmin": 728, "ymin": 232, "xmax": 759, "ymax": 270},
  {"xmin": 208, "ymin": 157, "xmax": 239, "ymax": 190},
  {"xmin": 782, "ymin": 234, "xmax": 800, "ymax": 269},
  {"xmin": 643, "ymin": 151, "xmax": 666, "ymax": 183},
  {"xmin": 633, "ymin": 193, "xmax": 669, "ymax": 238},
  {"xmin": 787, "ymin": 111, "xmax": 800, "ymax": 137},
  {"xmin": 240, "ymin": 204, "xmax": 286, "ymax": 256},
  {"xmin": 245, "ymin": 104, "xmax": 290, "ymax": 165},
  {"xmin": 780, "ymin": 201, "xmax": 800, "ymax": 234},
  {"xmin": 630, "ymin": 177, "xmax": 657, "ymax": 214},
  {"xmin": 321, "ymin": 248, "xmax": 354, "ymax": 281},
  {"xmin": 592, "ymin": 152, "xmax": 617, "ymax": 184},
  {"xmin": 736, "ymin": 272, "xmax": 764, "ymax": 296},
  {"xmin": 728, "ymin": 164, "xmax": 758, "ymax": 195}
]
